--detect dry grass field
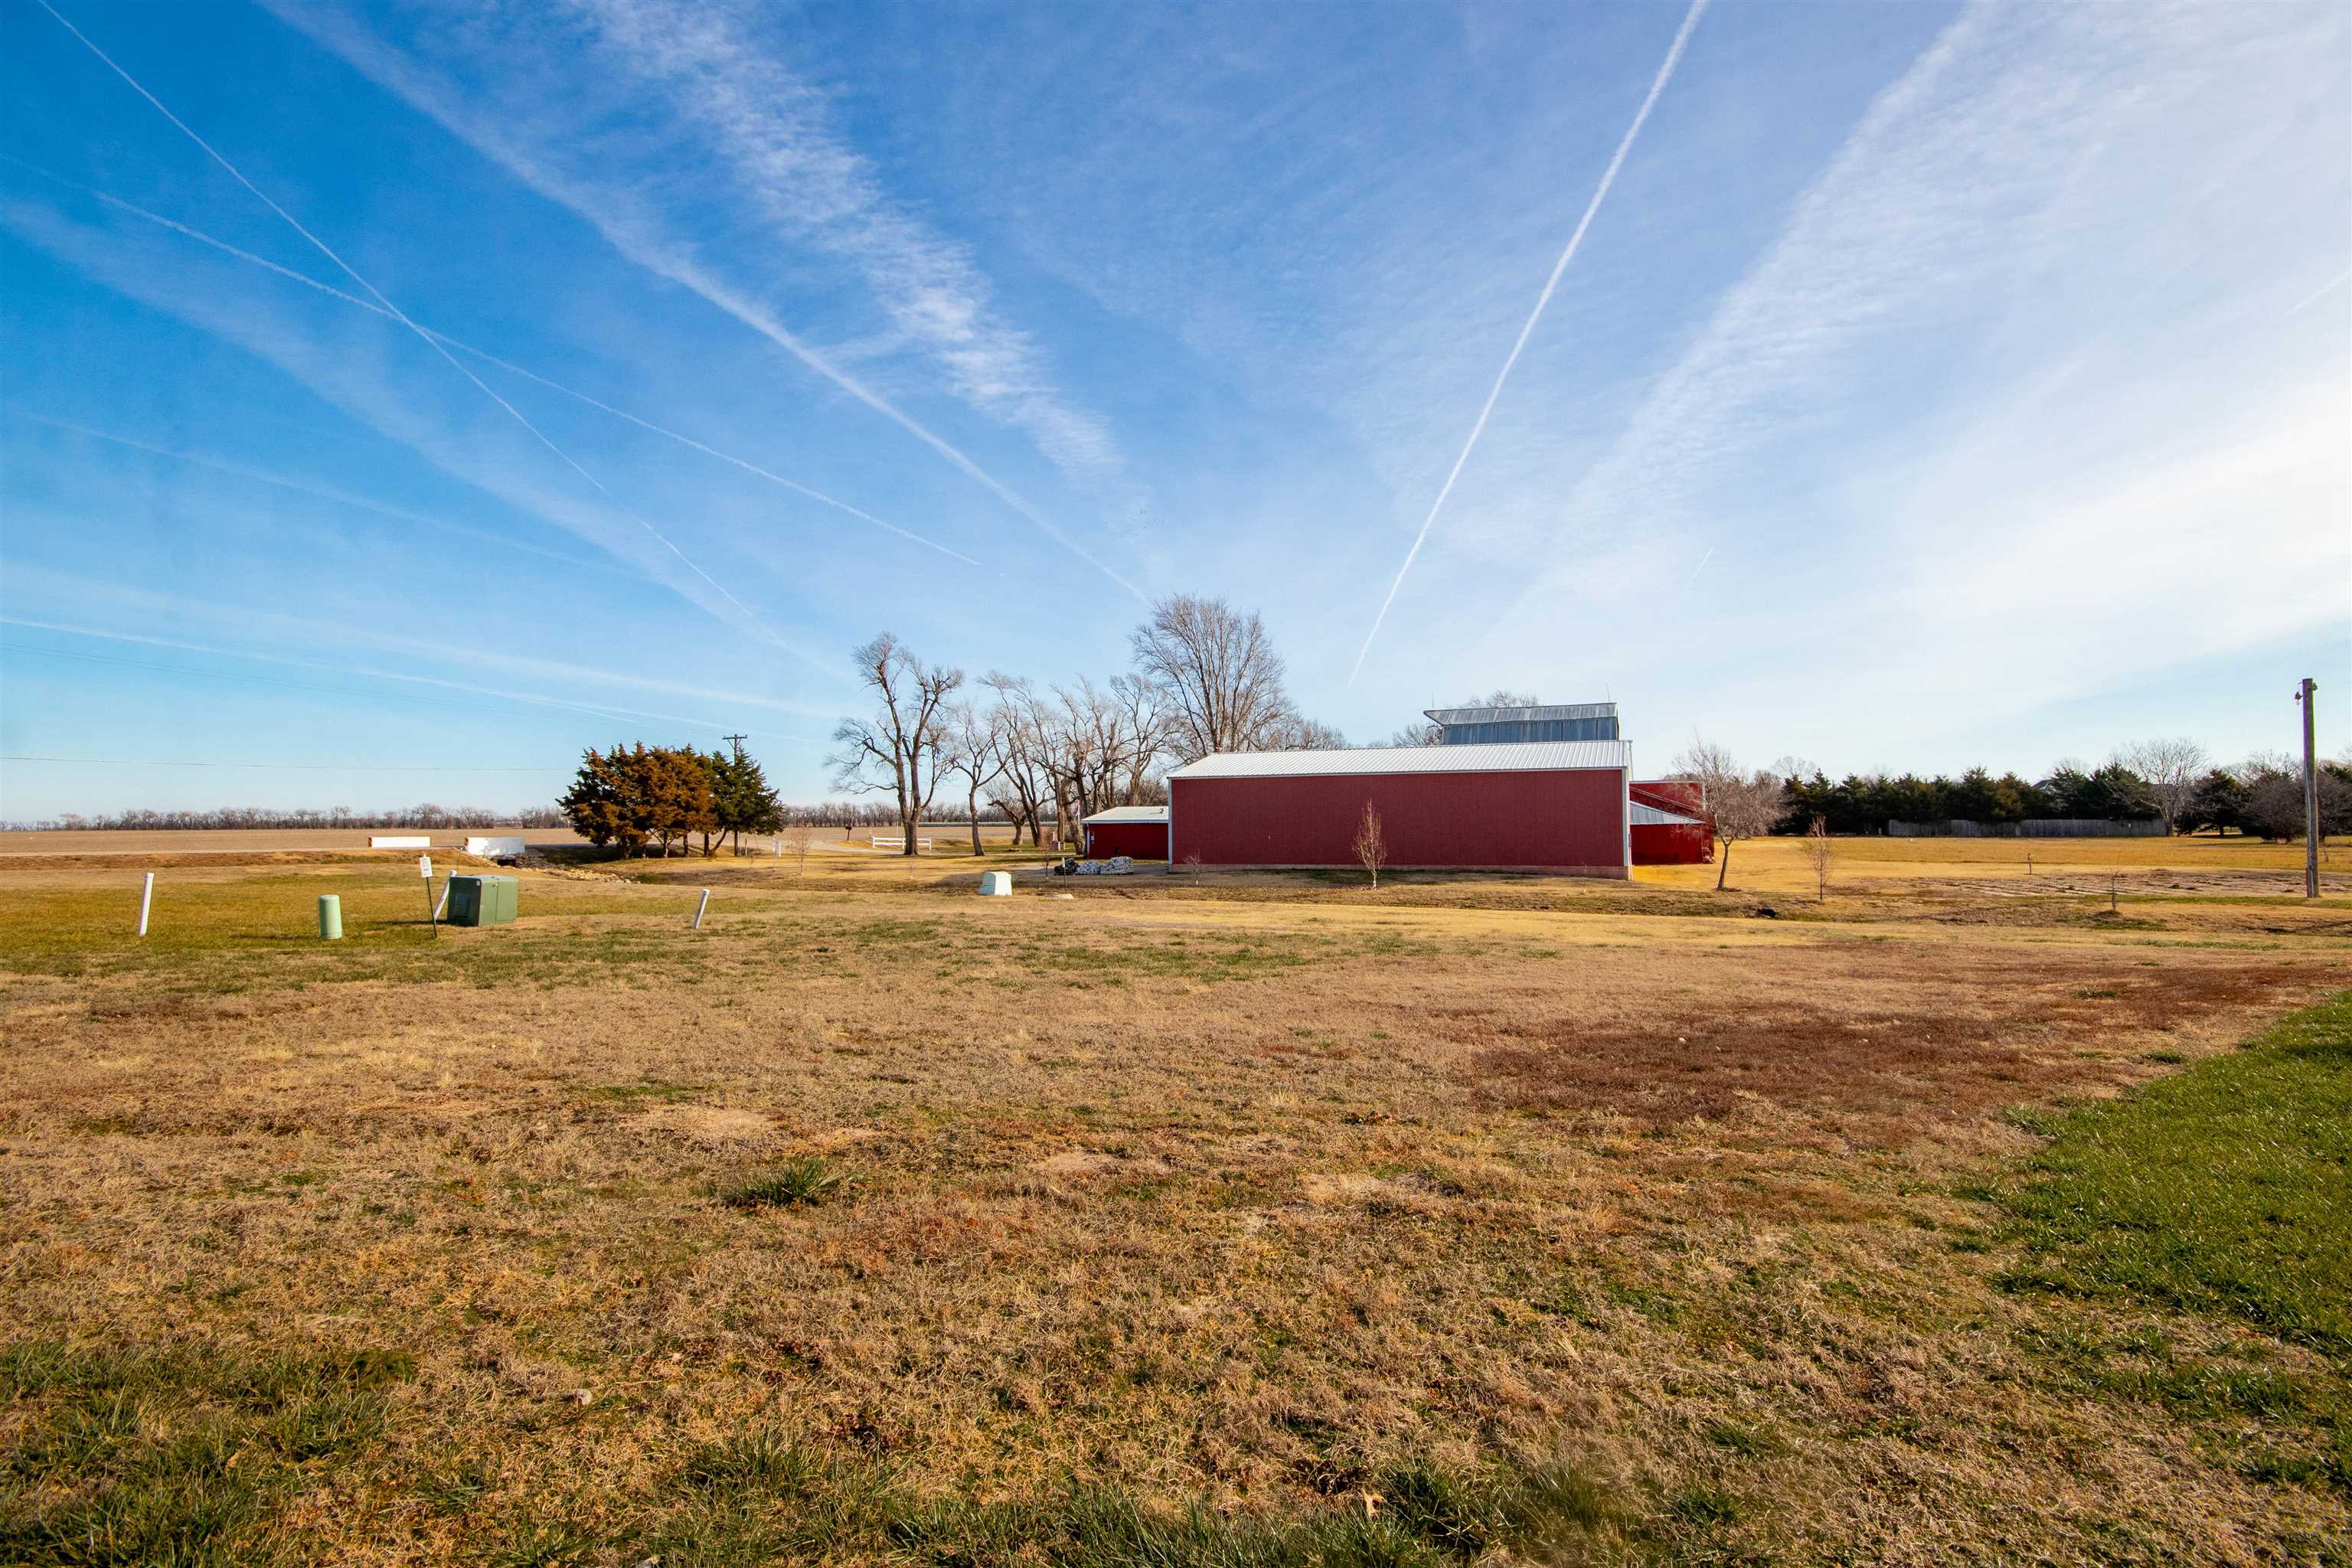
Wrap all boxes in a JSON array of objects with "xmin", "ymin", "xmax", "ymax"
[{"xmin": 2, "ymin": 834, "xmax": 2347, "ymax": 1566}]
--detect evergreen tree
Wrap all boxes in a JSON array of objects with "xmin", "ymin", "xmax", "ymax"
[
  {"xmin": 2180, "ymin": 769, "xmax": 2249, "ymax": 835},
  {"xmin": 556, "ymin": 743, "xmax": 717, "ymax": 857},
  {"xmin": 707, "ymin": 742, "xmax": 785, "ymax": 855}
]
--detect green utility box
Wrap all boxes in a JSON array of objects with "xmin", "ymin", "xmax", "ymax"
[{"xmin": 446, "ymin": 874, "xmax": 519, "ymax": 927}]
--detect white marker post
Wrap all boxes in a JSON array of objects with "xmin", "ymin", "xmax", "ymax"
[
  {"xmin": 421, "ymin": 854, "xmax": 436, "ymax": 937},
  {"xmin": 137, "ymin": 871, "xmax": 154, "ymax": 937},
  {"xmin": 694, "ymin": 888, "xmax": 710, "ymax": 930}
]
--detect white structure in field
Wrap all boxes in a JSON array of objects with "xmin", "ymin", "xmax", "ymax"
[
  {"xmin": 463, "ymin": 835, "xmax": 527, "ymax": 858},
  {"xmin": 370, "ymin": 835, "xmax": 430, "ymax": 849},
  {"xmin": 978, "ymin": 871, "xmax": 1012, "ymax": 897}
]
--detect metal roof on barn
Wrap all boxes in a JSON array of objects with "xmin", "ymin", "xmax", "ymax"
[
  {"xmin": 1080, "ymin": 804, "xmax": 1169, "ymax": 823},
  {"xmin": 1629, "ymin": 801, "xmax": 1703, "ymax": 826},
  {"xmin": 1169, "ymin": 740, "xmax": 1632, "ymax": 781}
]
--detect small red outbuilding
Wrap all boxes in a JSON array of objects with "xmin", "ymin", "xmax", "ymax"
[
  {"xmin": 1628, "ymin": 779, "xmax": 1713, "ymax": 864},
  {"xmin": 1080, "ymin": 804, "xmax": 1170, "ymax": 860}
]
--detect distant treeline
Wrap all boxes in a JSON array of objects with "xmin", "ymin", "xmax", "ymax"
[
  {"xmin": 4, "ymin": 804, "xmax": 571, "ymax": 832},
  {"xmin": 1, "ymin": 800, "xmax": 1038, "ymax": 835},
  {"xmin": 1778, "ymin": 758, "xmax": 2350, "ymax": 841}
]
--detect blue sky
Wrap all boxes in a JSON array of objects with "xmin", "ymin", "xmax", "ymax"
[{"xmin": 2, "ymin": 0, "xmax": 2346, "ymax": 818}]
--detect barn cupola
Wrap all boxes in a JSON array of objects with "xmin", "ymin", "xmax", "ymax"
[{"xmin": 1423, "ymin": 702, "xmax": 1619, "ymax": 746}]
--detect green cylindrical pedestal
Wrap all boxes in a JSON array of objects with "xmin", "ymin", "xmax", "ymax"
[{"xmin": 318, "ymin": 894, "xmax": 343, "ymax": 940}]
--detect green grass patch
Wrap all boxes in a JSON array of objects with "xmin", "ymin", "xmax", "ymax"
[
  {"xmin": 721, "ymin": 1158, "xmax": 857, "ymax": 1210},
  {"xmin": 1998, "ymin": 993, "xmax": 2352, "ymax": 1500},
  {"xmin": 632, "ymin": 1432, "xmax": 1627, "ymax": 1568},
  {"xmin": 0, "ymin": 1340, "xmax": 414, "ymax": 1566},
  {"xmin": 1998, "ymin": 991, "xmax": 2352, "ymax": 1354}
]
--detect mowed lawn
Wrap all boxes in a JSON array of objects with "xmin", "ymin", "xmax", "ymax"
[{"xmin": 1, "ymin": 848, "xmax": 2348, "ymax": 1566}]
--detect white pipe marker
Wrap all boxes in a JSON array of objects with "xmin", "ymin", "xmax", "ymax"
[
  {"xmin": 137, "ymin": 871, "xmax": 154, "ymax": 937},
  {"xmin": 694, "ymin": 888, "xmax": 710, "ymax": 929}
]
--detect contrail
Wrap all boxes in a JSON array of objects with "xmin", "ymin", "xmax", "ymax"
[
  {"xmin": 1, "ymin": 158, "xmax": 983, "ymax": 568},
  {"xmin": 34, "ymin": 2, "xmax": 794, "ymax": 649},
  {"xmin": 254, "ymin": 1, "xmax": 1147, "ymax": 602},
  {"xmin": 1348, "ymin": 0, "xmax": 1708, "ymax": 685},
  {"xmin": 2286, "ymin": 265, "xmax": 2352, "ymax": 318},
  {"xmin": 13, "ymin": 413, "xmax": 628, "ymax": 576},
  {"xmin": 0, "ymin": 616, "xmax": 764, "ymax": 733},
  {"xmin": 1681, "ymin": 544, "xmax": 1715, "ymax": 590}
]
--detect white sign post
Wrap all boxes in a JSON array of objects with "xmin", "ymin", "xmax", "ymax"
[
  {"xmin": 137, "ymin": 871, "xmax": 154, "ymax": 937},
  {"xmin": 421, "ymin": 855, "xmax": 437, "ymax": 936},
  {"xmin": 694, "ymin": 888, "xmax": 710, "ymax": 930}
]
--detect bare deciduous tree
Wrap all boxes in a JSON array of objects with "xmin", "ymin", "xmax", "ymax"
[
  {"xmin": 1352, "ymin": 802, "xmax": 1387, "ymax": 890},
  {"xmin": 936, "ymin": 702, "xmax": 1005, "ymax": 858},
  {"xmin": 1672, "ymin": 737, "xmax": 1787, "ymax": 891},
  {"xmin": 1130, "ymin": 593, "xmax": 1300, "ymax": 761},
  {"xmin": 1387, "ymin": 690, "xmax": 1542, "ymax": 746},
  {"xmin": 827, "ymin": 633, "xmax": 964, "ymax": 857},
  {"xmin": 2120, "ymin": 737, "xmax": 2208, "ymax": 835},
  {"xmin": 981, "ymin": 673, "xmax": 1053, "ymax": 847},
  {"xmin": 1805, "ymin": 815, "xmax": 1835, "ymax": 902}
]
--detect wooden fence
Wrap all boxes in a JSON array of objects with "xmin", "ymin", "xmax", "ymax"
[{"xmin": 1886, "ymin": 818, "xmax": 2166, "ymax": 838}]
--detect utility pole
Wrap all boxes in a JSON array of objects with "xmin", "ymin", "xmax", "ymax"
[
  {"xmin": 2298, "ymin": 678, "xmax": 2319, "ymax": 900},
  {"xmin": 722, "ymin": 732, "xmax": 748, "ymax": 758}
]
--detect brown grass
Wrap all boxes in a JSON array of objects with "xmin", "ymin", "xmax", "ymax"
[{"xmin": 2, "ymin": 837, "xmax": 2347, "ymax": 1564}]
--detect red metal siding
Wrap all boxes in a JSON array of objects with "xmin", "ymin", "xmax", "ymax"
[
  {"xmin": 1631, "ymin": 779, "xmax": 1705, "ymax": 816},
  {"xmin": 1631, "ymin": 822, "xmax": 1712, "ymax": 864},
  {"xmin": 1171, "ymin": 768, "xmax": 1626, "ymax": 876},
  {"xmin": 1083, "ymin": 822, "xmax": 1169, "ymax": 860}
]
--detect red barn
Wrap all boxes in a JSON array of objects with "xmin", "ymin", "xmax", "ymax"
[
  {"xmin": 1167, "ymin": 742, "xmax": 1631, "ymax": 876},
  {"xmin": 1080, "ymin": 804, "xmax": 1169, "ymax": 860}
]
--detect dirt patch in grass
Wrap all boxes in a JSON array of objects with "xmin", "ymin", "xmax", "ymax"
[{"xmin": 1462, "ymin": 959, "xmax": 2316, "ymax": 1133}]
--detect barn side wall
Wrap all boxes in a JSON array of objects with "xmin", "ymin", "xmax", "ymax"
[
  {"xmin": 1170, "ymin": 768, "xmax": 1628, "ymax": 876},
  {"xmin": 1083, "ymin": 822, "xmax": 1170, "ymax": 859},
  {"xmin": 1631, "ymin": 822, "xmax": 1712, "ymax": 864}
]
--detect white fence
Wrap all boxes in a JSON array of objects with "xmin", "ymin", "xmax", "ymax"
[
  {"xmin": 871, "ymin": 835, "xmax": 933, "ymax": 851},
  {"xmin": 463, "ymin": 835, "xmax": 527, "ymax": 858},
  {"xmin": 1886, "ymin": 818, "xmax": 2167, "ymax": 838}
]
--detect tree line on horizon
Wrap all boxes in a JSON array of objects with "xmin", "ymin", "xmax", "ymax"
[
  {"xmin": 1769, "ymin": 753, "xmax": 2348, "ymax": 840},
  {"xmin": 19, "ymin": 596, "xmax": 2339, "ymax": 855}
]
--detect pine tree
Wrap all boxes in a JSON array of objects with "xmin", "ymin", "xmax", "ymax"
[{"xmin": 708, "ymin": 742, "xmax": 784, "ymax": 856}]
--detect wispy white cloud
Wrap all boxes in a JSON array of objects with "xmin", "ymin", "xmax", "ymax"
[
  {"xmin": 32, "ymin": 0, "xmax": 800, "ymax": 652},
  {"xmin": 1496, "ymin": 2, "xmax": 2345, "ymax": 576},
  {"xmin": 0, "ymin": 191, "xmax": 850, "ymax": 683},
  {"xmin": 1452, "ymin": 0, "xmax": 2349, "ymax": 760},
  {"xmin": 11, "ymin": 413, "xmax": 626, "ymax": 576},
  {"xmin": 1, "ymin": 161, "xmax": 984, "ymax": 569},
  {"xmin": 2, "ymin": 562, "xmax": 836, "ymax": 724},
  {"xmin": 262, "ymin": 0, "xmax": 1148, "ymax": 599}
]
